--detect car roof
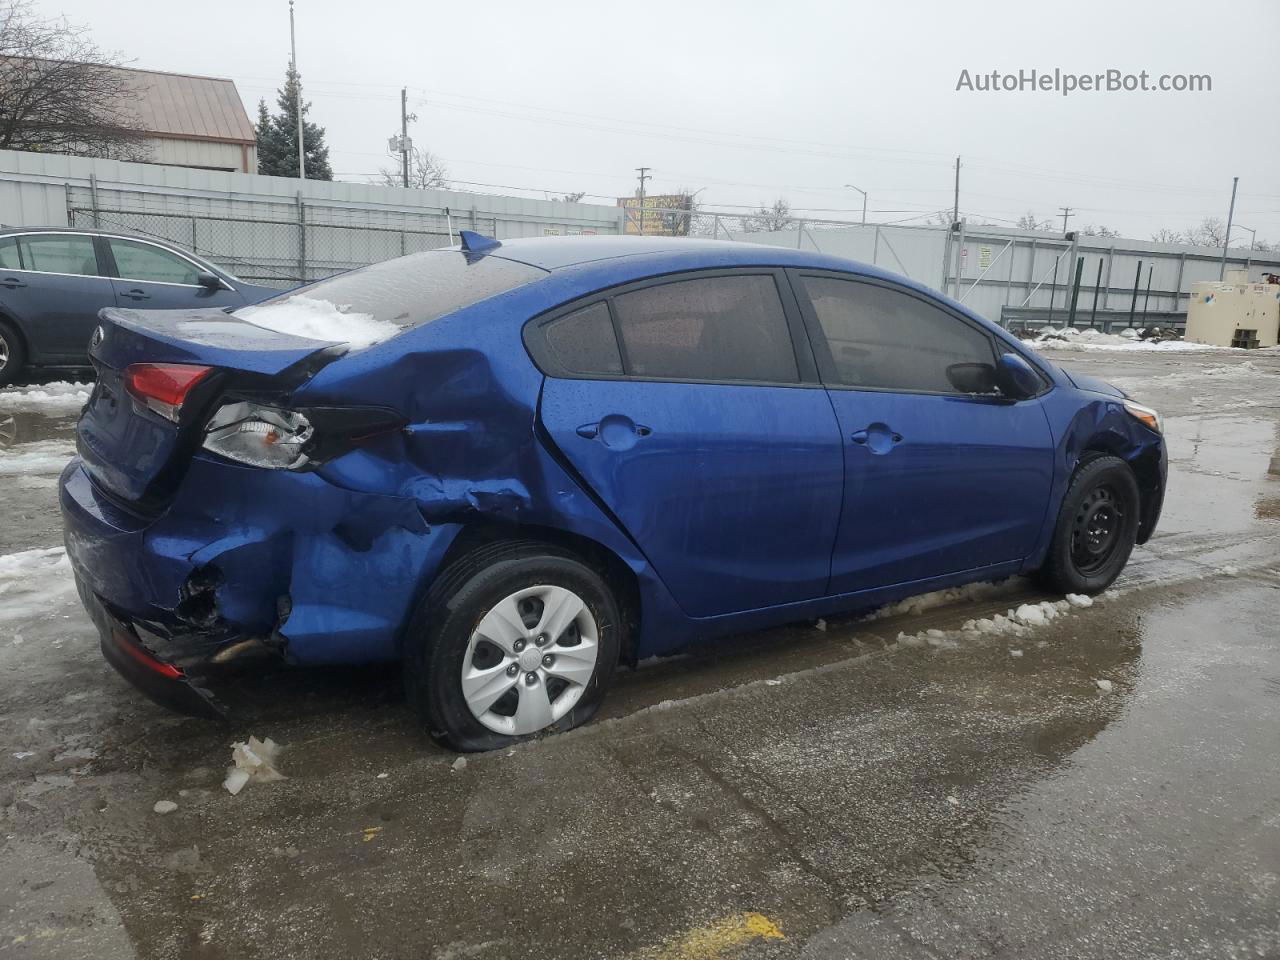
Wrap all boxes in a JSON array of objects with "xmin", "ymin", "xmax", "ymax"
[{"xmin": 489, "ymin": 235, "xmax": 843, "ymax": 272}]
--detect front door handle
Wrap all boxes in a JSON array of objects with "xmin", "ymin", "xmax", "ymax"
[
  {"xmin": 851, "ymin": 423, "xmax": 903, "ymax": 454},
  {"xmin": 121, "ymin": 289, "xmax": 151, "ymax": 301},
  {"xmin": 0, "ymin": 277, "xmax": 27, "ymax": 289}
]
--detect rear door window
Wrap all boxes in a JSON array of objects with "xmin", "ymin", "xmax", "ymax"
[
  {"xmin": 108, "ymin": 238, "xmax": 201, "ymax": 285},
  {"xmin": 611, "ymin": 274, "xmax": 799, "ymax": 383},
  {"xmin": 800, "ymin": 276, "xmax": 996, "ymax": 393},
  {"xmin": 18, "ymin": 235, "xmax": 100, "ymax": 276}
]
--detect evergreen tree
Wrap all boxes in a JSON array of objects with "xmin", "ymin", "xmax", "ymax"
[{"xmin": 255, "ymin": 65, "xmax": 332, "ymax": 180}]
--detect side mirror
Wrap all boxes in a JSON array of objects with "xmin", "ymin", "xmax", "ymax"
[
  {"xmin": 196, "ymin": 271, "xmax": 224, "ymax": 291},
  {"xmin": 946, "ymin": 361, "xmax": 999, "ymax": 394},
  {"xmin": 996, "ymin": 352, "xmax": 1043, "ymax": 400}
]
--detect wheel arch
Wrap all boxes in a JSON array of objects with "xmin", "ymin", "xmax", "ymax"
[{"xmin": 1074, "ymin": 436, "xmax": 1162, "ymax": 545}]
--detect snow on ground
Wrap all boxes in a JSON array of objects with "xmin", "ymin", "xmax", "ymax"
[
  {"xmin": 0, "ymin": 381, "xmax": 91, "ymax": 416},
  {"xmin": 0, "ymin": 547, "xmax": 77, "ymax": 629},
  {"xmin": 236, "ymin": 295, "xmax": 400, "ymax": 349},
  {"xmin": 0, "ymin": 439, "xmax": 76, "ymax": 476},
  {"xmin": 861, "ymin": 578, "xmax": 1024, "ymax": 621},
  {"xmin": 1027, "ymin": 327, "xmax": 1229, "ymax": 353}
]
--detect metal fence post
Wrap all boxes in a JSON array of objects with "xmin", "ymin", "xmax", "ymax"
[
  {"xmin": 797, "ymin": 221, "xmax": 805, "ymax": 249},
  {"xmin": 1067, "ymin": 256, "xmax": 1084, "ymax": 327},
  {"xmin": 1026, "ymin": 239, "xmax": 1037, "ymax": 305},
  {"xmin": 1102, "ymin": 245, "xmax": 1115, "ymax": 311},
  {"xmin": 1128, "ymin": 261, "xmax": 1143, "ymax": 326},
  {"xmin": 64, "ymin": 183, "xmax": 74, "ymax": 226},
  {"xmin": 872, "ymin": 226, "xmax": 881, "ymax": 266},
  {"xmin": 1091, "ymin": 258, "xmax": 1104, "ymax": 329},
  {"xmin": 89, "ymin": 173, "xmax": 100, "ymax": 227},
  {"xmin": 940, "ymin": 227, "xmax": 953, "ymax": 295},
  {"xmin": 296, "ymin": 192, "xmax": 306, "ymax": 284},
  {"xmin": 1173, "ymin": 252, "xmax": 1186, "ymax": 313}
]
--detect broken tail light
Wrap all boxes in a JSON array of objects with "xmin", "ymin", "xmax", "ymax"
[
  {"xmin": 124, "ymin": 363, "xmax": 214, "ymax": 422},
  {"xmin": 201, "ymin": 401, "xmax": 404, "ymax": 470}
]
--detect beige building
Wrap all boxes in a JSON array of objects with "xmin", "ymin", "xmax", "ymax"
[
  {"xmin": 1185, "ymin": 270, "xmax": 1280, "ymax": 349},
  {"xmin": 115, "ymin": 66, "xmax": 258, "ymax": 173}
]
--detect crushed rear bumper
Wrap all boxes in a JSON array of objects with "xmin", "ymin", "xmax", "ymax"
[{"xmin": 76, "ymin": 574, "xmax": 227, "ymax": 720}]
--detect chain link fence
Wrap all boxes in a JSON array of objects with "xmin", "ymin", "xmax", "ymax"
[{"xmin": 69, "ymin": 187, "xmax": 496, "ymax": 288}]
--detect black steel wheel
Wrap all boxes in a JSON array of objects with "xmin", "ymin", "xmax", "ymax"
[{"xmin": 1038, "ymin": 455, "xmax": 1141, "ymax": 595}]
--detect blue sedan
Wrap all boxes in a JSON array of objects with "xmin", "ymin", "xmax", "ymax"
[
  {"xmin": 0, "ymin": 227, "xmax": 278, "ymax": 385},
  {"xmin": 59, "ymin": 233, "xmax": 1166, "ymax": 750}
]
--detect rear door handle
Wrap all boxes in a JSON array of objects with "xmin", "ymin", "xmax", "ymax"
[
  {"xmin": 121, "ymin": 289, "xmax": 151, "ymax": 301},
  {"xmin": 0, "ymin": 277, "xmax": 26, "ymax": 289},
  {"xmin": 576, "ymin": 415, "xmax": 652, "ymax": 447}
]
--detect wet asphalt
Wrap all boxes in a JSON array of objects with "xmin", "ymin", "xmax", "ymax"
[{"xmin": 0, "ymin": 349, "xmax": 1278, "ymax": 959}]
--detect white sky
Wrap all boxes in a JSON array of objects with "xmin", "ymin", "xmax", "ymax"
[{"xmin": 43, "ymin": 0, "xmax": 1280, "ymax": 243}]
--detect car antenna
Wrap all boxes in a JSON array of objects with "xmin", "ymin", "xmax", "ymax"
[{"xmin": 458, "ymin": 231, "xmax": 501, "ymax": 258}]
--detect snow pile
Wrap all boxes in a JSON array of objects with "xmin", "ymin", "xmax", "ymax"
[
  {"xmin": 0, "ymin": 439, "xmax": 76, "ymax": 476},
  {"xmin": 1028, "ymin": 327, "xmax": 1225, "ymax": 353},
  {"xmin": 863, "ymin": 578, "xmax": 1022, "ymax": 622},
  {"xmin": 0, "ymin": 381, "xmax": 91, "ymax": 416},
  {"xmin": 887, "ymin": 594, "xmax": 1099, "ymax": 654},
  {"xmin": 236, "ymin": 295, "xmax": 400, "ymax": 349},
  {"xmin": 0, "ymin": 547, "xmax": 77, "ymax": 628}
]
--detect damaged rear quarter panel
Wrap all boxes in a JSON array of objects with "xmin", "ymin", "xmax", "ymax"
[{"xmin": 284, "ymin": 277, "xmax": 681, "ymax": 660}]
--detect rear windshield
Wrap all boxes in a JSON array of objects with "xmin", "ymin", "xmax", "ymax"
[{"xmin": 257, "ymin": 251, "xmax": 548, "ymax": 328}]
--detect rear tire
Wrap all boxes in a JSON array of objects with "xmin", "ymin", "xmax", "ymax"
[
  {"xmin": 0, "ymin": 321, "xmax": 26, "ymax": 388},
  {"xmin": 1037, "ymin": 455, "xmax": 1140, "ymax": 595},
  {"xmin": 403, "ymin": 540, "xmax": 622, "ymax": 752}
]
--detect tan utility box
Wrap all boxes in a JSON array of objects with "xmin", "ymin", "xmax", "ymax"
[{"xmin": 1186, "ymin": 270, "xmax": 1280, "ymax": 348}]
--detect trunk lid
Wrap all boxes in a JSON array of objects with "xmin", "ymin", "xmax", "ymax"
[{"xmin": 78, "ymin": 307, "xmax": 343, "ymax": 507}]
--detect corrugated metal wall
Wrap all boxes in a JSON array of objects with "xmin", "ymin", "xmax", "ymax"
[
  {"xmin": 0, "ymin": 150, "xmax": 625, "ymax": 287},
  {"xmin": 734, "ymin": 221, "xmax": 1280, "ymax": 325}
]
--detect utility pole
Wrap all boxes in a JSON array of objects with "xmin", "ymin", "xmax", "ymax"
[
  {"xmin": 952, "ymin": 156, "xmax": 960, "ymax": 225},
  {"xmin": 635, "ymin": 166, "xmax": 651, "ymax": 235},
  {"xmin": 401, "ymin": 88, "xmax": 410, "ymax": 188},
  {"xmin": 1058, "ymin": 206, "xmax": 1074, "ymax": 233},
  {"xmin": 1219, "ymin": 176, "xmax": 1239, "ymax": 279},
  {"xmin": 289, "ymin": 0, "xmax": 305, "ymax": 180}
]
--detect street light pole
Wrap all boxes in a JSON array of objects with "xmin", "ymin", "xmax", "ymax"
[
  {"xmin": 289, "ymin": 0, "xmax": 305, "ymax": 180},
  {"xmin": 843, "ymin": 184, "xmax": 867, "ymax": 225},
  {"xmin": 1219, "ymin": 176, "xmax": 1238, "ymax": 280}
]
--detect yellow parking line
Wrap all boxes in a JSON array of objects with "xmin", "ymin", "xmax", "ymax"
[{"xmin": 647, "ymin": 912, "xmax": 785, "ymax": 960}]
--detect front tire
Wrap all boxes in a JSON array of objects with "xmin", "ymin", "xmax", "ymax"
[
  {"xmin": 0, "ymin": 321, "xmax": 26, "ymax": 388},
  {"xmin": 1038, "ymin": 455, "xmax": 1141, "ymax": 595},
  {"xmin": 403, "ymin": 541, "xmax": 622, "ymax": 752}
]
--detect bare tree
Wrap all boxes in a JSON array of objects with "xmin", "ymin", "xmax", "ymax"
[
  {"xmin": 0, "ymin": 1, "xmax": 148, "ymax": 160},
  {"xmin": 741, "ymin": 198, "xmax": 792, "ymax": 233},
  {"xmin": 1185, "ymin": 217, "xmax": 1227, "ymax": 248},
  {"xmin": 1150, "ymin": 228, "xmax": 1185, "ymax": 244},
  {"xmin": 554, "ymin": 191, "xmax": 587, "ymax": 203},
  {"xmin": 1081, "ymin": 224, "xmax": 1120, "ymax": 238},
  {"xmin": 1015, "ymin": 211, "xmax": 1044, "ymax": 231},
  {"xmin": 377, "ymin": 147, "xmax": 448, "ymax": 189}
]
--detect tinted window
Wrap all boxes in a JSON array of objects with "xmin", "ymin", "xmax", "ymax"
[
  {"xmin": 0, "ymin": 236, "xmax": 21, "ymax": 270},
  {"xmin": 544, "ymin": 302, "xmax": 623, "ymax": 375},
  {"xmin": 19, "ymin": 235, "xmax": 99, "ymax": 276},
  {"xmin": 109, "ymin": 239, "xmax": 201, "ymax": 285},
  {"xmin": 612, "ymin": 275, "xmax": 798, "ymax": 383},
  {"xmin": 253, "ymin": 250, "xmax": 547, "ymax": 328},
  {"xmin": 802, "ymin": 277, "xmax": 995, "ymax": 393}
]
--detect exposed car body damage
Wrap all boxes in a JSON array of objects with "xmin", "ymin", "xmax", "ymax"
[{"xmin": 60, "ymin": 237, "xmax": 1168, "ymax": 721}]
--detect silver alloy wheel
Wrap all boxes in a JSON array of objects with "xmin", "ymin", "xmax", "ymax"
[
  {"xmin": 460, "ymin": 584, "xmax": 599, "ymax": 736},
  {"xmin": 0, "ymin": 331, "xmax": 9, "ymax": 370}
]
